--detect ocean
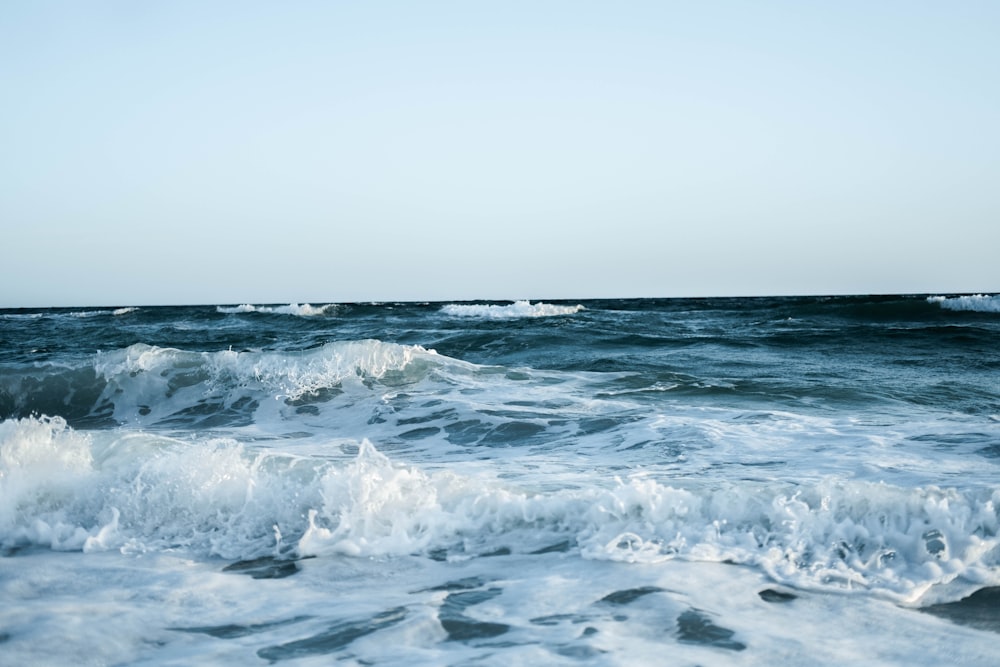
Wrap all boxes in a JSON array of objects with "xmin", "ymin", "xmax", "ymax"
[{"xmin": 1, "ymin": 294, "xmax": 999, "ymax": 666}]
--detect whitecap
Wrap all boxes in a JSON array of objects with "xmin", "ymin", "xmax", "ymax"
[
  {"xmin": 927, "ymin": 294, "xmax": 1000, "ymax": 313},
  {"xmin": 440, "ymin": 300, "xmax": 584, "ymax": 319},
  {"xmin": 216, "ymin": 303, "xmax": 339, "ymax": 316}
]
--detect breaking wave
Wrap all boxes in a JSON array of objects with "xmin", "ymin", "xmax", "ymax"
[
  {"xmin": 0, "ymin": 307, "xmax": 139, "ymax": 320},
  {"xmin": 928, "ymin": 295, "xmax": 1000, "ymax": 313},
  {"xmin": 217, "ymin": 303, "xmax": 339, "ymax": 317},
  {"xmin": 0, "ymin": 341, "xmax": 451, "ymax": 427},
  {"xmin": 2, "ymin": 416, "xmax": 998, "ymax": 606},
  {"xmin": 441, "ymin": 301, "xmax": 585, "ymax": 319}
]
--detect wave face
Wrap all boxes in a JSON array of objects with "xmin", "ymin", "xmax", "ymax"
[
  {"xmin": 2, "ymin": 295, "xmax": 1000, "ymax": 664},
  {"xmin": 0, "ymin": 341, "xmax": 443, "ymax": 429}
]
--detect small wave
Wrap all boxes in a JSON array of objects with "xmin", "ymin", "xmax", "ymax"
[
  {"xmin": 68, "ymin": 310, "xmax": 116, "ymax": 318},
  {"xmin": 0, "ymin": 340, "xmax": 452, "ymax": 427},
  {"xmin": 216, "ymin": 304, "xmax": 257, "ymax": 314},
  {"xmin": 1, "ymin": 309, "xmax": 137, "ymax": 320},
  {"xmin": 217, "ymin": 303, "xmax": 339, "ymax": 317},
  {"xmin": 927, "ymin": 295, "xmax": 1000, "ymax": 313},
  {"xmin": 441, "ymin": 300, "xmax": 585, "ymax": 319},
  {"xmin": 94, "ymin": 340, "xmax": 442, "ymax": 414}
]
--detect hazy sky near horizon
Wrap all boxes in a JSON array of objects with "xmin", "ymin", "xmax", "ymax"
[{"xmin": 2, "ymin": 1, "xmax": 998, "ymax": 307}]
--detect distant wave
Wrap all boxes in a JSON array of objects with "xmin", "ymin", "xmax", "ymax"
[
  {"xmin": 1, "ymin": 307, "xmax": 139, "ymax": 320},
  {"xmin": 927, "ymin": 295, "xmax": 1000, "ymax": 313},
  {"xmin": 68, "ymin": 310, "xmax": 109, "ymax": 319},
  {"xmin": 441, "ymin": 300, "xmax": 585, "ymax": 319},
  {"xmin": 217, "ymin": 303, "xmax": 339, "ymax": 317}
]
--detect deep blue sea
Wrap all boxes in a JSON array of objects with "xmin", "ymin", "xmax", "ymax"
[{"xmin": 2, "ymin": 295, "xmax": 999, "ymax": 665}]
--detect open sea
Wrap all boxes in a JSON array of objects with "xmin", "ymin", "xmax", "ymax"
[{"xmin": 2, "ymin": 294, "xmax": 999, "ymax": 666}]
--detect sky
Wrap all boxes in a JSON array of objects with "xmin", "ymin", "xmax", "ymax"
[{"xmin": 2, "ymin": 1, "xmax": 998, "ymax": 307}]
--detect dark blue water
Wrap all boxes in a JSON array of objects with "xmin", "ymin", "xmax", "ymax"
[{"xmin": 3, "ymin": 295, "xmax": 998, "ymax": 421}]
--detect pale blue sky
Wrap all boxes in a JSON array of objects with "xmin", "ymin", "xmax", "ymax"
[{"xmin": 2, "ymin": 1, "xmax": 998, "ymax": 307}]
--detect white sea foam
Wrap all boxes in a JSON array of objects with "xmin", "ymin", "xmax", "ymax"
[
  {"xmin": 0, "ymin": 416, "xmax": 323, "ymax": 557},
  {"xmin": 302, "ymin": 442, "xmax": 1000, "ymax": 604},
  {"xmin": 216, "ymin": 303, "xmax": 339, "ymax": 316},
  {"xmin": 440, "ymin": 300, "xmax": 584, "ymax": 319},
  {"xmin": 927, "ymin": 294, "xmax": 1000, "ymax": 313},
  {"xmin": 0, "ymin": 416, "xmax": 97, "ymax": 550},
  {"xmin": 1, "ymin": 545, "xmax": 993, "ymax": 667},
  {"xmin": 5, "ymin": 418, "xmax": 995, "ymax": 605}
]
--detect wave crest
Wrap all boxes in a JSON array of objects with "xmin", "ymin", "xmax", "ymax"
[
  {"xmin": 0, "ymin": 341, "xmax": 446, "ymax": 428},
  {"xmin": 216, "ymin": 303, "xmax": 339, "ymax": 317},
  {"xmin": 928, "ymin": 295, "xmax": 1000, "ymax": 313},
  {"xmin": 441, "ymin": 300, "xmax": 585, "ymax": 319}
]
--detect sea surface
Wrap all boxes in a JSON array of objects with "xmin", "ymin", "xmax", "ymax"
[{"xmin": 2, "ymin": 295, "xmax": 999, "ymax": 666}]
